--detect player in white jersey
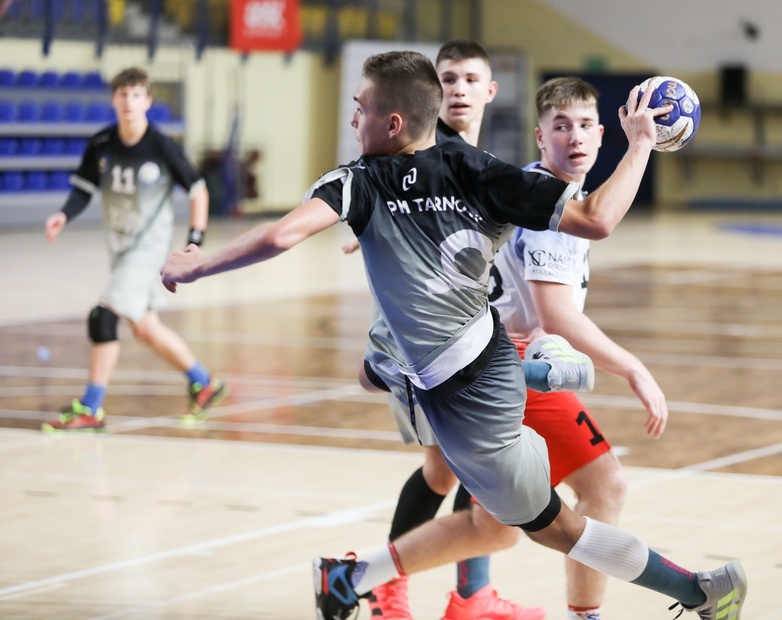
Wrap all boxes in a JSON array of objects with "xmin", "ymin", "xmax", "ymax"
[
  {"xmin": 488, "ymin": 77, "xmax": 669, "ymax": 620},
  {"xmin": 159, "ymin": 51, "xmax": 746, "ymax": 620},
  {"xmin": 42, "ymin": 67, "xmax": 227, "ymax": 431}
]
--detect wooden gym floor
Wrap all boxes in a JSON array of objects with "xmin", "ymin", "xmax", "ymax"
[{"xmin": 0, "ymin": 210, "xmax": 780, "ymax": 619}]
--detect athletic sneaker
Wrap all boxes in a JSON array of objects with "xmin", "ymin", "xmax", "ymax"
[
  {"xmin": 185, "ymin": 378, "xmax": 228, "ymax": 420},
  {"xmin": 441, "ymin": 585, "xmax": 547, "ymax": 620},
  {"xmin": 670, "ymin": 560, "xmax": 747, "ymax": 619},
  {"xmin": 524, "ymin": 334, "xmax": 594, "ymax": 393},
  {"xmin": 313, "ymin": 555, "xmax": 361, "ymax": 620},
  {"xmin": 368, "ymin": 576, "xmax": 414, "ymax": 619},
  {"xmin": 41, "ymin": 399, "xmax": 105, "ymax": 432}
]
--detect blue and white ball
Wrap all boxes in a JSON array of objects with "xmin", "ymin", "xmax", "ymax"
[{"xmin": 638, "ymin": 76, "xmax": 701, "ymax": 152}]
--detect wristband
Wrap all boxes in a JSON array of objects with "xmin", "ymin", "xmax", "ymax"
[{"xmin": 187, "ymin": 228, "xmax": 204, "ymax": 246}]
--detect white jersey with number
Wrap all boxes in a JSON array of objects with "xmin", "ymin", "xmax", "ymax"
[{"xmin": 489, "ymin": 163, "xmax": 590, "ymax": 340}]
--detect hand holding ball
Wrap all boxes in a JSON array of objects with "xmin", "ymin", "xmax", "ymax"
[{"xmin": 637, "ymin": 76, "xmax": 701, "ymax": 152}]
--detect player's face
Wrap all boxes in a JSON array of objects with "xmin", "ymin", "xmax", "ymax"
[
  {"xmin": 111, "ymin": 85, "xmax": 152, "ymax": 125},
  {"xmin": 351, "ymin": 78, "xmax": 392, "ymax": 156},
  {"xmin": 437, "ymin": 57, "xmax": 497, "ymax": 133},
  {"xmin": 536, "ymin": 102, "xmax": 603, "ymax": 184}
]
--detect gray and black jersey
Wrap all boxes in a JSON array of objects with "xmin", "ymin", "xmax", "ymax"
[
  {"xmin": 71, "ymin": 124, "xmax": 203, "ymax": 255},
  {"xmin": 307, "ymin": 140, "xmax": 579, "ymax": 389}
]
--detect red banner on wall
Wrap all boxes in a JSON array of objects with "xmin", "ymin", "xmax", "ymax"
[{"xmin": 229, "ymin": 0, "xmax": 302, "ymax": 52}]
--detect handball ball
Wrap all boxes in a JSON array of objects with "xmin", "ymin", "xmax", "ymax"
[{"xmin": 638, "ymin": 76, "xmax": 701, "ymax": 152}]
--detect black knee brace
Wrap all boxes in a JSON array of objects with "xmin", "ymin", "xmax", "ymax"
[
  {"xmin": 517, "ymin": 487, "xmax": 563, "ymax": 532},
  {"xmin": 88, "ymin": 306, "xmax": 119, "ymax": 343}
]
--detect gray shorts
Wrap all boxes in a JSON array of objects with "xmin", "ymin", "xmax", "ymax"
[
  {"xmin": 388, "ymin": 390, "xmax": 437, "ymax": 446},
  {"xmin": 415, "ymin": 331, "xmax": 552, "ymax": 526},
  {"xmin": 100, "ymin": 243, "xmax": 169, "ymax": 322}
]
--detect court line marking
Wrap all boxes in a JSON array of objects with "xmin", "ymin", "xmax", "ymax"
[
  {"xmin": 0, "ymin": 498, "xmax": 396, "ymax": 599},
  {"xmin": 89, "ymin": 562, "xmax": 309, "ymax": 619},
  {"xmin": 681, "ymin": 441, "xmax": 782, "ymax": 472}
]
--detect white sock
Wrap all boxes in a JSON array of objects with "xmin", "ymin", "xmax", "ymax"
[
  {"xmin": 351, "ymin": 546, "xmax": 399, "ymax": 596},
  {"xmin": 567, "ymin": 517, "xmax": 648, "ymax": 582},
  {"xmin": 567, "ymin": 608, "xmax": 602, "ymax": 619}
]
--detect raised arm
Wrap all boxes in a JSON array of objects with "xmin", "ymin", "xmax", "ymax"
[
  {"xmin": 161, "ymin": 197, "xmax": 340, "ymax": 292},
  {"xmin": 558, "ymin": 85, "xmax": 671, "ymax": 240},
  {"xmin": 530, "ymin": 280, "xmax": 668, "ymax": 438}
]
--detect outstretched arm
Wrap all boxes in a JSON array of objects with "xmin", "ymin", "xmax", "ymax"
[
  {"xmin": 530, "ymin": 280, "xmax": 668, "ymax": 438},
  {"xmin": 161, "ymin": 197, "xmax": 340, "ymax": 292},
  {"xmin": 558, "ymin": 85, "xmax": 671, "ymax": 240}
]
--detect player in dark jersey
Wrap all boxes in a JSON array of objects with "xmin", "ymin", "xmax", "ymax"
[
  {"xmin": 42, "ymin": 67, "xmax": 227, "ymax": 431},
  {"xmin": 346, "ymin": 40, "xmax": 547, "ymax": 620},
  {"xmin": 160, "ymin": 51, "xmax": 746, "ymax": 620}
]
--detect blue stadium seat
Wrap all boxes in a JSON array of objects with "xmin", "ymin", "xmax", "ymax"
[
  {"xmin": 65, "ymin": 137, "xmax": 89, "ymax": 154},
  {"xmin": 18, "ymin": 101, "xmax": 40, "ymax": 122},
  {"xmin": 83, "ymin": 71, "xmax": 105, "ymax": 89},
  {"xmin": 49, "ymin": 171, "xmax": 72, "ymax": 190},
  {"xmin": 147, "ymin": 102, "xmax": 173, "ymax": 122},
  {"xmin": 42, "ymin": 101, "xmax": 67, "ymax": 123},
  {"xmin": 61, "ymin": 71, "xmax": 83, "ymax": 89},
  {"xmin": 1, "ymin": 172, "xmax": 25, "ymax": 193},
  {"xmin": 0, "ymin": 101, "xmax": 15, "ymax": 122},
  {"xmin": 29, "ymin": 0, "xmax": 45, "ymax": 21},
  {"xmin": 0, "ymin": 70, "xmax": 15, "ymax": 87},
  {"xmin": 7, "ymin": 1, "xmax": 23, "ymax": 19},
  {"xmin": 19, "ymin": 138, "xmax": 43, "ymax": 155},
  {"xmin": 15, "ymin": 70, "xmax": 38, "ymax": 88},
  {"xmin": 0, "ymin": 138, "xmax": 18, "ymax": 155},
  {"xmin": 25, "ymin": 171, "xmax": 48, "ymax": 192},
  {"xmin": 69, "ymin": 0, "xmax": 87, "ymax": 21},
  {"xmin": 43, "ymin": 138, "xmax": 67, "ymax": 154},
  {"xmin": 86, "ymin": 101, "xmax": 114, "ymax": 122},
  {"xmin": 38, "ymin": 71, "xmax": 60, "ymax": 88},
  {"xmin": 65, "ymin": 100, "xmax": 88, "ymax": 121}
]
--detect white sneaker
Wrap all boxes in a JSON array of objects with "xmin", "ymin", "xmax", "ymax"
[
  {"xmin": 524, "ymin": 334, "xmax": 594, "ymax": 392},
  {"xmin": 678, "ymin": 560, "xmax": 747, "ymax": 619}
]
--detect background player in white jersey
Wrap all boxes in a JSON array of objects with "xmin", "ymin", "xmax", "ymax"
[
  {"xmin": 42, "ymin": 67, "xmax": 227, "ymax": 431},
  {"xmin": 159, "ymin": 51, "xmax": 746, "ymax": 620},
  {"xmin": 488, "ymin": 76, "xmax": 669, "ymax": 620}
]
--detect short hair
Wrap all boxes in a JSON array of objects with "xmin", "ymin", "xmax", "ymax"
[
  {"xmin": 110, "ymin": 67, "xmax": 150, "ymax": 93},
  {"xmin": 436, "ymin": 39, "xmax": 491, "ymax": 67},
  {"xmin": 361, "ymin": 51, "xmax": 442, "ymax": 140},
  {"xmin": 536, "ymin": 77, "xmax": 599, "ymax": 120}
]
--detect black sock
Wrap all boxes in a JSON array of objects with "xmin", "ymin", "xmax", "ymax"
[
  {"xmin": 453, "ymin": 483, "xmax": 472, "ymax": 512},
  {"xmin": 389, "ymin": 466, "xmax": 447, "ymax": 541}
]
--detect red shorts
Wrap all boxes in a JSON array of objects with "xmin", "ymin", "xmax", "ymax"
[{"xmin": 516, "ymin": 341, "xmax": 611, "ymax": 486}]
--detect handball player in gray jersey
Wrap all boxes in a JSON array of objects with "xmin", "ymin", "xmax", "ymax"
[
  {"xmin": 43, "ymin": 67, "xmax": 227, "ymax": 431},
  {"xmin": 160, "ymin": 52, "xmax": 747, "ymax": 620}
]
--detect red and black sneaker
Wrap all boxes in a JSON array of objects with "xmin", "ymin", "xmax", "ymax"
[
  {"xmin": 184, "ymin": 378, "xmax": 228, "ymax": 421},
  {"xmin": 42, "ymin": 399, "xmax": 106, "ymax": 432}
]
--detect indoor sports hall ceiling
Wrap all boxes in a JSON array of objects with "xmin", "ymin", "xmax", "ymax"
[{"xmin": 535, "ymin": 0, "xmax": 782, "ymax": 72}]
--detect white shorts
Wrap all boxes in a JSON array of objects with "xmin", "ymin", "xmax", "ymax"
[{"xmin": 101, "ymin": 243, "xmax": 169, "ymax": 322}]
